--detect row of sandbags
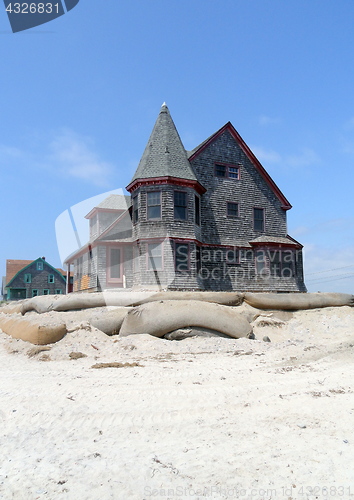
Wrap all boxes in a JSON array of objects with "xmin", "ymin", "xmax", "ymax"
[
  {"xmin": 0, "ymin": 291, "xmax": 353, "ymax": 345},
  {"xmin": 1, "ymin": 291, "xmax": 353, "ymax": 316},
  {"xmin": 0, "ymin": 300, "xmax": 254, "ymax": 345}
]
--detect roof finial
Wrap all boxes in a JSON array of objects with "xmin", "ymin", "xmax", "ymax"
[{"xmin": 161, "ymin": 102, "xmax": 167, "ymax": 107}]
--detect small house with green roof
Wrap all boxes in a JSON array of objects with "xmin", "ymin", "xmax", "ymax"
[{"xmin": 65, "ymin": 104, "xmax": 306, "ymax": 292}]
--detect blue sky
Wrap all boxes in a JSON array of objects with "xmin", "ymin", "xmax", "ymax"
[{"xmin": 1, "ymin": 0, "xmax": 354, "ymax": 294}]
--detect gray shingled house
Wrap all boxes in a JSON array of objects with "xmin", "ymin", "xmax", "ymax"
[
  {"xmin": 65, "ymin": 104, "xmax": 306, "ymax": 292},
  {"xmin": 4, "ymin": 257, "xmax": 67, "ymax": 300}
]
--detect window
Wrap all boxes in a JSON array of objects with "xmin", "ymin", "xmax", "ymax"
[
  {"xmin": 55, "ymin": 289, "xmax": 62, "ymax": 294},
  {"xmin": 132, "ymin": 194, "xmax": 139, "ymax": 223},
  {"xmin": 227, "ymin": 202, "xmax": 239, "ymax": 218},
  {"xmin": 43, "ymin": 289, "xmax": 50, "ymax": 295},
  {"xmin": 226, "ymin": 248, "xmax": 239, "ymax": 264},
  {"xmin": 174, "ymin": 191, "xmax": 187, "ymax": 220},
  {"xmin": 133, "ymin": 244, "xmax": 140, "ymax": 273},
  {"xmin": 255, "ymin": 250, "xmax": 267, "ymax": 275},
  {"xmin": 254, "ymin": 208, "xmax": 265, "ymax": 231},
  {"xmin": 256, "ymin": 249, "xmax": 295, "ymax": 278},
  {"xmin": 147, "ymin": 191, "xmax": 161, "ymax": 219},
  {"xmin": 147, "ymin": 243, "xmax": 163, "ymax": 270},
  {"xmin": 215, "ymin": 163, "xmax": 240, "ymax": 180},
  {"xmin": 110, "ymin": 248, "xmax": 121, "ymax": 279},
  {"xmin": 48, "ymin": 274, "xmax": 55, "ymax": 283},
  {"xmin": 24, "ymin": 273, "xmax": 31, "ymax": 283},
  {"xmin": 196, "ymin": 246, "xmax": 201, "ymax": 273},
  {"xmin": 175, "ymin": 243, "xmax": 189, "ymax": 272},
  {"xmin": 269, "ymin": 250, "xmax": 281, "ymax": 277},
  {"xmin": 77, "ymin": 256, "xmax": 83, "ymax": 281},
  {"xmin": 32, "ymin": 289, "xmax": 38, "ymax": 297},
  {"xmin": 195, "ymin": 195, "xmax": 200, "ymax": 225},
  {"xmin": 215, "ymin": 164, "xmax": 226, "ymax": 177},
  {"xmin": 228, "ymin": 167, "xmax": 239, "ymax": 179},
  {"xmin": 36, "ymin": 261, "xmax": 43, "ymax": 270}
]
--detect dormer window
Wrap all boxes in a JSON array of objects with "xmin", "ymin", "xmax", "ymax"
[
  {"xmin": 147, "ymin": 191, "xmax": 161, "ymax": 220},
  {"xmin": 215, "ymin": 163, "xmax": 240, "ymax": 180}
]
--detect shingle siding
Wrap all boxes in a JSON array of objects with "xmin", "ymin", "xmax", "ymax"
[
  {"xmin": 190, "ymin": 130, "xmax": 287, "ymax": 246},
  {"xmin": 67, "ymin": 106, "xmax": 306, "ymax": 293},
  {"xmin": 7, "ymin": 261, "xmax": 66, "ymax": 299}
]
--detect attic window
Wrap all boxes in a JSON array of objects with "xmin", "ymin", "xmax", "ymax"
[
  {"xmin": 37, "ymin": 261, "xmax": 44, "ymax": 271},
  {"xmin": 215, "ymin": 163, "xmax": 240, "ymax": 180}
]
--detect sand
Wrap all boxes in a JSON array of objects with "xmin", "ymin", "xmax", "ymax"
[{"xmin": 0, "ymin": 306, "xmax": 354, "ymax": 500}]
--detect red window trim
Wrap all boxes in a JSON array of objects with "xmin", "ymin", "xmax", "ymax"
[
  {"xmin": 254, "ymin": 247, "xmax": 296, "ymax": 277},
  {"xmin": 214, "ymin": 162, "xmax": 241, "ymax": 180}
]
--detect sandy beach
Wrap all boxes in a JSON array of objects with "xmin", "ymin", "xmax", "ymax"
[{"xmin": 1, "ymin": 306, "xmax": 354, "ymax": 500}]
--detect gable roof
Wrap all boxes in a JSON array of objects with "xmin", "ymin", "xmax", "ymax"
[
  {"xmin": 188, "ymin": 122, "xmax": 292, "ymax": 211},
  {"xmin": 129, "ymin": 103, "xmax": 198, "ymax": 184},
  {"xmin": 85, "ymin": 194, "xmax": 131, "ymax": 219},
  {"xmin": 6, "ymin": 259, "xmax": 33, "ymax": 285},
  {"xmin": 96, "ymin": 194, "xmax": 131, "ymax": 210},
  {"xmin": 5, "ymin": 258, "xmax": 66, "ymax": 288}
]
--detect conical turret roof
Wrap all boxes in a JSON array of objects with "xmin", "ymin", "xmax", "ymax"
[{"xmin": 130, "ymin": 103, "xmax": 198, "ymax": 182}]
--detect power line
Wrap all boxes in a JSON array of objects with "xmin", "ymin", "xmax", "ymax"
[
  {"xmin": 307, "ymin": 274, "xmax": 354, "ymax": 285},
  {"xmin": 307, "ymin": 271, "xmax": 354, "ymax": 282},
  {"xmin": 306, "ymin": 264, "xmax": 354, "ymax": 276}
]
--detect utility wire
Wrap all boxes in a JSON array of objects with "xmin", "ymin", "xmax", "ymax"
[
  {"xmin": 307, "ymin": 271, "xmax": 354, "ymax": 282},
  {"xmin": 307, "ymin": 274, "xmax": 354, "ymax": 285},
  {"xmin": 306, "ymin": 264, "xmax": 354, "ymax": 276}
]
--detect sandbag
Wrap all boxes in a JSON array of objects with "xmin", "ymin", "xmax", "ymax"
[
  {"xmin": 21, "ymin": 292, "xmax": 155, "ymax": 315},
  {"xmin": 135, "ymin": 291, "xmax": 244, "ymax": 306},
  {"xmin": 88, "ymin": 307, "xmax": 132, "ymax": 335},
  {"xmin": 0, "ymin": 313, "xmax": 66, "ymax": 345},
  {"xmin": 244, "ymin": 292, "xmax": 354, "ymax": 311},
  {"xmin": 21, "ymin": 295, "xmax": 60, "ymax": 315},
  {"xmin": 164, "ymin": 327, "xmax": 232, "ymax": 340},
  {"xmin": 119, "ymin": 300, "xmax": 252, "ymax": 339}
]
